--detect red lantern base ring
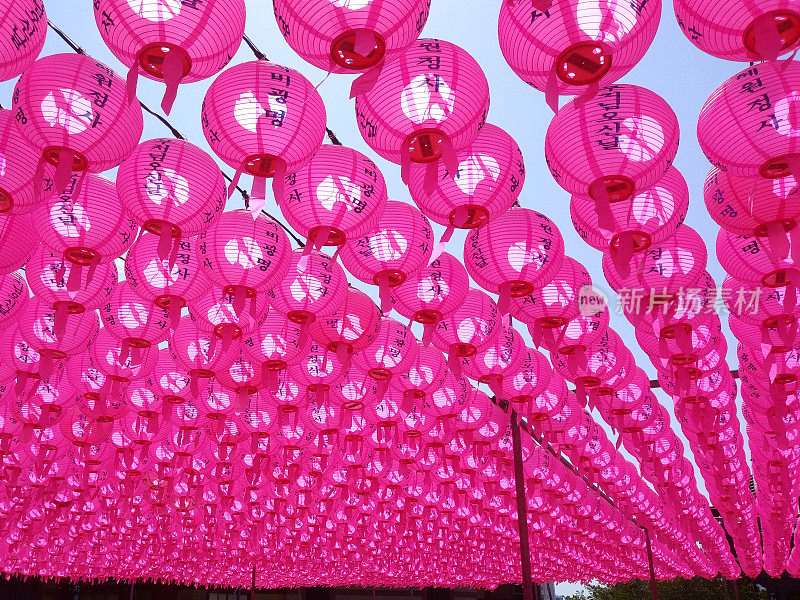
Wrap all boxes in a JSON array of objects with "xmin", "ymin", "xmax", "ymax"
[
  {"xmin": 588, "ymin": 175, "xmax": 635, "ymax": 203},
  {"xmin": 330, "ymin": 29, "xmax": 386, "ymax": 70},
  {"xmin": 138, "ymin": 41, "xmax": 192, "ymax": 79}
]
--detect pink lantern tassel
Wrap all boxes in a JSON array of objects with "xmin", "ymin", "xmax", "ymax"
[
  {"xmin": 160, "ymin": 47, "xmax": 188, "ymax": 115},
  {"xmin": 752, "ymin": 13, "xmax": 783, "ymax": 61}
]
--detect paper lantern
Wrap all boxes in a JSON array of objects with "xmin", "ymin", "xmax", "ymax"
[
  {"xmin": 704, "ymin": 167, "xmax": 800, "ymax": 245},
  {"xmin": 124, "ymin": 233, "xmax": 209, "ymax": 329},
  {"xmin": 339, "ymin": 200, "xmax": 433, "ymax": 313},
  {"xmin": 198, "ymin": 209, "xmax": 292, "ymax": 313},
  {"xmin": 674, "ymin": 0, "xmax": 800, "ymax": 61},
  {"xmin": 509, "ymin": 256, "xmax": 592, "ymax": 343},
  {"xmin": 201, "ymin": 60, "xmax": 326, "ymax": 209},
  {"xmin": 243, "ymin": 312, "xmax": 310, "ymax": 387},
  {"xmin": 94, "ymin": 0, "xmax": 245, "ymax": 112},
  {"xmin": 0, "ymin": 109, "xmax": 42, "ymax": 215},
  {"xmin": 0, "ymin": 272, "xmax": 29, "ymax": 329},
  {"xmin": 698, "ymin": 62, "xmax": 800, "ymax": 179},
  {"xmin": 464, "ymin": 207, "xmax": 565, "ymax": 313},
  {"xmin": 278, "ymin": 145, "xmax": 388, "ymax": 248},
  {"xmin": 273, "ymin": 0, "xmax": 430, "ymax": 96},
  {"xmin": 12, "ymin": 53, "xmax": 144, "ymax": 190},
  {"xmin": 545, "ymin": 84, "xmax": 679, "ymax": 203},
  {"xmin": 499, "ymin": 0, "xmax": 661, "ymax": 109},
  {"xmin": 0, "ymin": 0, "xmax": 46, "ymax": 82},
  {"xmin": 352, "ymin": 317, "xmax": 419, "ymax": 394},
  {"xmin": 390, "ymin": 252, "xmax": 470, "ymax": 345},
  {"xmin": 716, "ymin": 229, "xmax": 797, "ymax": 287},
  {"xmin": 32, "ymin": 173, "xmax": 138, "ymax": 282},
  {"xmin": 99, "ymin": 281, "xmax": 171, "ymax": 354},
  {"xmin": 117, "ymin": 138, "xmax": 226, "ymax": 252},
  {"xmin": 408, "ymin": 123, "xmax": 525, "ymax": 226},
  {"xmin": 189, "ymin": 286, "xmax": 269, "ymax": 348},
  {"xmin": 26, "ymin": 247, "xmax": 117, "ymax": 335},
  {"xmin": 0, "ymin": 213, "xmax": 37, "ymax": 275},
  {"xmin": 308, "ymin": 286, "xmax": 382, "ymax": 367},
  {"xmin": 267, "ymin": 248, "xmax": 348, "ymax": 325},
  {"xmin": 354, "ymin": 38, "xmax": 490, "ymax": 184},
  {"xmin": 18, "ymin": 298, "xmax": 99, "ymax": 379},
  {"xmin": 571, "ymin": 166, "xmax": 690, "ymax": 268},
  {"xmin": 431, "ymin": 288, "xmax": 500, "ymax": 376}
]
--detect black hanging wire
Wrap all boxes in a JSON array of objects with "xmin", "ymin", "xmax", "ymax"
[{"xmin": 45, "ymin": 20, "xmax": 307, "ymax": 248}]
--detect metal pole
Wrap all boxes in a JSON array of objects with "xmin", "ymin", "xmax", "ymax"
[
  {"xmin": 720, "ymin": 577, "xmax": 731, "ymax": 600},
  {"xmin": 643, "ymin": 528, "xmax": 659, "ymax": 600},
  {"xmin": 511, "ymin": 410, "xmax": 534, "ymax": 600}
]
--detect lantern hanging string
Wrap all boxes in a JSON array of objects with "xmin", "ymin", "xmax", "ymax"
[{"xmin": 45, "ymin": 19, "xmax": 311, "ymax": 249}]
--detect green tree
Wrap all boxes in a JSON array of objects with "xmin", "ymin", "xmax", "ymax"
[{"xmin": 579, "ymin": 577, "xmax": 767, "ymax": 600}]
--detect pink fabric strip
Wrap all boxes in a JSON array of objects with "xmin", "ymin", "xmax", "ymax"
[
  {"xmin": 250, "ymin": 175, "xmax": 267, "ymax": 218},
  {"xmin": 752, "ymin": 13, "xmax": 782, "ymax": 61},
  {"xmin": 160, "ymin": 47, "xmax": 188, "ymax": 115},
  {"xmin": 126, "ymin": 62, "xmax": 139, "ymax": 105}
]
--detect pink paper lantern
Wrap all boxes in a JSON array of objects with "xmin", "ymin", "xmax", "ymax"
[
  {"xmin": 198, "ymin": 209, "xmax": 292, "ymax": 313},
  {"xmin": 94, "ymin": 0, "xmax": 245, "ymax": 113},
  {"xmin": 267, "ymin": 248, "xmax": 348, "ymax": 325},
  {"xmin": 390, "ymin": 342, "xmax": 448, "ymax": 407},
  {"xmin": 408, "ymin": 123, "xmax": 525, "ymax": 228},
  {"xmin": 243, "ymin": 312, "xmax": 310, "ymax": 387},
  {"xmin": 26, "ymin": 247, "xmax": 116, "ymax": 336},
  {"xmin": 201, "ymin": 61, "xmax": 326, "ymax": 207},
  {"xmin": 339, "ymin": 200, "xmax": 433, "ymax": 313},
  {"xmin": 354, "ymin": 39, "xmax": 490, "ymax": 184},
  {"xmin": 674, "ymin": 0, "xmax": 800, "ymax": 61},
  {"xmin": 716, "ymin": 229, "xmax": 798, "ymax": 288},
  {"xmin": 188, "ymin": 286, "xmax": 269, "ymax": 348},
  {"xmin": 33, "ymin": 173, "xmax": 138, "ymax": 282},
  {"xmin": 0, "ymin": 0, "xmax": 46, "ymax": 82},
  {"xmin": 273, "ymin": 0, "xmax": 430, "ymax": 94},
  {"xmin": 12, "ymin": 53, "xmax": 144, "ymax": 190},
  {"xmin": 464, "ymin": 207, "xmax": 565, "ymax": 313},
  {"xmin": 0, "ymin": 109, "xmax": 42, "ymax": 215},
  {"xmin": 99, "ymin": 281, "xmax": 171, "ymax": 354},
  {"xmin": 91, "ymin": 329, "xmax": 158, "ymax": 385},
  {"xmin": 431, "ymin": 288, "xmax": 500, "ymax": 376},
  {"xmin": 352, "ymin": 317, "xmax": 419, "ymax": 393},
  {"xmin": 308, "ymin": 286, "xmax": 382, "ymax": 365},
  {"xmin": 0, "ymin": 272, "xmax": 28, "ymax": 329},
  {"xmin": 538, "ymin": 305, "xmax": 611, "ymax": 360},
  {"xmin": 169, "ymin": 316, "xmax": 237, "ymax": 394},
  {"xmin": 698, "ymin": 61, "xmax": 800, "ymax": 180},
  {"xmin": 571, "ymin": 166, "xmax": 690, "ymax": 268},
  {"xmin": 545, "ymin": 84, "xmax": 679, "ymax": 204},
  {"xmin": 149, "ymin": 348, "xmax": 192, "ymax": 407},
  {"xmin": 124, "ymin": 233, "xmax": 209, "ymax": 329},
  {"xmin": 0, "ymin": 213, "xmax": 37, "ymax": 275},
  {"xmin": 501, "ymin": 347, "xmax": 552, "ymax": 411},
  {"xmin": 509, "ymin": 256, "xmax": 591, "ymax": 342},
  {"xmin": 498, "ymin": 0, "xmax": 661, "ymax": 108},
  {"xmin": 116, "ymin": 138, "xmax": 226, "ymax": 251},
  {"xmin": 390, "ymin": 252, "xmax": 470, "ymax": 345},
  {"xmin": 460, "ymin": 322, "xmax": 525, "ymax": 398},
  {"xmin": 288, "ymin": 342, "xmax": 346, "ymax": 406},
  {"xmin": 18, "ymin": 298, "xmax": 100, "ymax": 379},
  {"xmin": 278, "ymin": 145, "xmax": 388, "ymax": 248},
  {"xmin": 704, "ymin": 166, "xmax": 800, "ymax": 243}
]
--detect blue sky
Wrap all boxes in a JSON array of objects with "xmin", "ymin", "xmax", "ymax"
[{"xmin": 0, "ymin": 0, "xmax": 751, "ymax": 594}]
